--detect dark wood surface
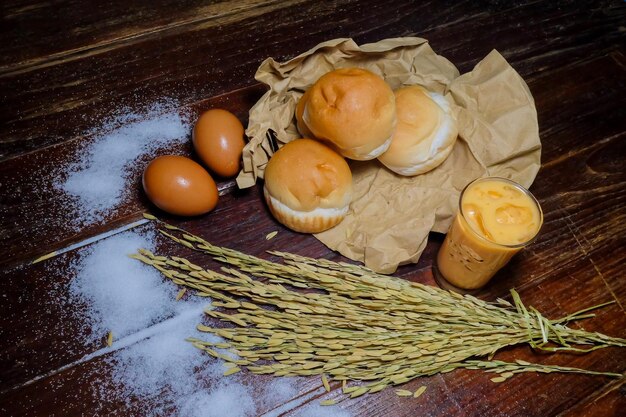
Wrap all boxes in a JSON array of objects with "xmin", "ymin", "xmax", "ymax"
[{"xmin": 1, "ymin": 1, "xmax": 625, "ymax": 416}]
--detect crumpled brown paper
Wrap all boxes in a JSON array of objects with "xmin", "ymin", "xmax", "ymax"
[{"xmin": 238, "ymin": 37, "xmax": 541, "ymax": 273}]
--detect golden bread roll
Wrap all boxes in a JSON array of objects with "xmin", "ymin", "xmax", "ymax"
[
  {"xmin": 263, "ymin": 138, "xmax": 352, "ymax": 233},
  {"xmin": 378, "ymin": 85, "xmax": 458, "ymax": 176},
  {"xmin": 302, "ymin": 68, "xmax": 396, "ymax": 160},
  {"xmin": 295, "ymin": 89, "xmax": 314, "ymax": 138}
]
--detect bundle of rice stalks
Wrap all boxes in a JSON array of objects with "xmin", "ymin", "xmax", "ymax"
[{"xmin": 131, "ymin": 216, "xmax": 625, "ymax": 398}]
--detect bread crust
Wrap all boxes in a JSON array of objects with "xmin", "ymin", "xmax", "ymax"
[
  {"xmin": 302, "ymin": 68, "xmax": 396, "ymax": 160},
  {"xmin": 378, "ymin": 85, "xmax": 458, "ymax": 175},
  {"xmin": 295, "ymin": 89, "xmax": 315, "ymax": 138},
  {"xmin": 263, "ymin": 138, "xmax": 352, "ymax": 233}
]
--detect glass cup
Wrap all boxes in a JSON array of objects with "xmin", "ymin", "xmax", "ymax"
[{"xmin": 434, "ymin": 177, "xmax": 543, "ymax": 293}]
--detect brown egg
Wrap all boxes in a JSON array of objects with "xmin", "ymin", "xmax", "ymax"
[
  {"xmin": 193, "ymin": 109, "xmax": 245, "ymax": 178},
  {"xmin": 142, "ymin": 155, "xmax": 218, "ymax": 216}
]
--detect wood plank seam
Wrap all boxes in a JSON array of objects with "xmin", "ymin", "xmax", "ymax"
[
  {"xmin": 0, "ymin": 0, "xmax": 309, "ymax": 77},
  {"xmin": 560, "ymin": 207, "xmax": 624, "ymax": 312},
  {"xmin": 554, "ymin": 375, "xmax": 626, "ymax": 417}
]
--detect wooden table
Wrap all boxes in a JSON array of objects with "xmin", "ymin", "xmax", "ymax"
[{"xmin": 1, "ymin": 1, "xmax": 625, "ymax": 416}]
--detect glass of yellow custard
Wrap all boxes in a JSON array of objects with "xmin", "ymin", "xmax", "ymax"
[{"xmin": 434, "ymin": 177, "xmax": 543, "ymax": 292}]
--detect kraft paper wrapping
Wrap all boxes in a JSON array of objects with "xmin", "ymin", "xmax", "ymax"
[{"xmin": 239, "ymin": 37, "xmax": 541, "ymax": 273}]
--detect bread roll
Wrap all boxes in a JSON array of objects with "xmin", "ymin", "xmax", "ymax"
[
  {"xmin": 263, "ymin": 138, "xmax": 352, "ymax": 233},
  {"xmin": 378, "ymin": 85, "xmax": 458, "ymax": 176},
  {"xmin": 295, "ymin": 89, "xmax": 314, "ymax": 138},
  {"xmin": 302, "ymin": 68, "xmax": 396, "ymax": 160}
]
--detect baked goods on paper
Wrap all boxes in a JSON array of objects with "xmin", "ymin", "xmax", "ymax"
[
  {"xmin": 240, "ymin": 37, "xmax": 541, "ymax": 273},
  {"xmin": 299, "ymin": 68, "xmax": 396, "ymax": 161},
  {"xmin": 378, "ymin": 85, "xmax": 458, "ymax": 176},
  {"xmin": 263, "ymin": 139, "xmax": 352, "ymax": 233}
]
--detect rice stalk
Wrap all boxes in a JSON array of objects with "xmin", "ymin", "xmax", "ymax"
[{"xmin": 130, "ymin": 219, "xmax": 625, "ymax": 397}]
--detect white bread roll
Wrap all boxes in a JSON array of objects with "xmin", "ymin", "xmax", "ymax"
[
  {"xmin": 378, "ymin": 85, "xmax": 458, "ymax": 176},
  {"xmin": 302, "ymin": 68, "xmax": 396, "ymax": 160},
  {"xmin": 263, "ymin": 138, "xmax": 352, "ymax": 233}
]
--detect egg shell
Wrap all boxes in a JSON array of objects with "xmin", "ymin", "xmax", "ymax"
[
  {"xmin": 193, "ymin": 109, "xmax": 245, "ymax": 178},
  {"xmin": 142, "ymin": 155, "xmax": 218, "ymax": 216}
]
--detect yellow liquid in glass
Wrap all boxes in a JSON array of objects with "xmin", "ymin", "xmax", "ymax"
[
  {"xmin": 436, "ymin": 178, "xmax": 542, "ymax": 290},
  {"xmin": 462, "ymin": 180, "xmax": 541, "ymax": 246}
]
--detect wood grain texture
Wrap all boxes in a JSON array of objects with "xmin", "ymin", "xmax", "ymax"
[
  {"xmin": 0, "ymin": 0, "xmax": 305, "ymax": 71},
  {"xmin": 1, "ymin": 1, "xmax": 624, "ymax": 160},
  {"xmin": 0, "ymin": 83, "xmax": 265, "ymax": 269},
  {"xmin": 0, "ymin": 0, "xmax": 625, "ymax": 416}
]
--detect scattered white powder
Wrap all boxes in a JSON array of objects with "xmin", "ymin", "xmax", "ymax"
[
  {"xmin": 174, "ymin": 377, "xmax": 317, "ymax": 417},
  {"xmin": 64, "ymin": 228, "xmax": 353, "ymax": 416},
  {"xmin": 260, "ymin": 377, "xmax": 301, "ymax": 410},
  {"xmin": 44, "ymin": 94, "xmax": 355, "ymax": 415},
  {"xmin": 69, "ymin": 229, "xmax": 177, "ymax": 341},
  {"xmin": 108, "ymin": 301, "xmax": 213, "ymax": 399},
  {"xmin": 57, "ymin": 101, "xmax": 191, "ymax": 227},
  {"xmin": 176, "ymin": 381, "xmax": 256, "ymax": 417},
  {"xmin": 293, "ymin": 403, "xmax": 353, "ymax": 417}
]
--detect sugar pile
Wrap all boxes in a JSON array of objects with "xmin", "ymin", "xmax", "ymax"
[
  {"xmin": 48, "ymin": 99, "xmax": 352, "ymax": 416},
  {"xmin": 67, "ymin": 228, "xmax": 352, "ymax": 416},
  {"xmin": 176, "ymin": 382, "xmax": 256, "ymax": 417},
  {"xmin": 56, "ymin": 101, "xmax": 191, "ymax": 227},
  {"xmin": 68, "ymin": 230, "xmax": 220, "ymax": 414},
  {"xmin": 69, "ymin": 229, "xmax": 177, "ymax": 340}
]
